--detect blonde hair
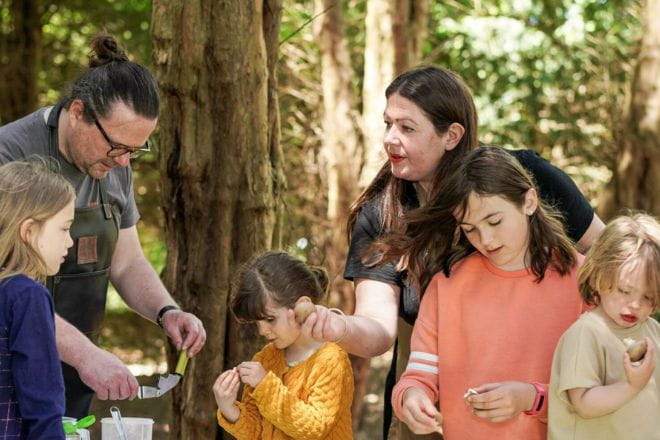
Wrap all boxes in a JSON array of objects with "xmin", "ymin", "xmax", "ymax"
[
  {"xmin": 0, "ymin": 158, "xmax": 75, "ymax": 283},
  {"xmin": 579, "ymin": 213, "xmax": 660, "ymax": 309}
]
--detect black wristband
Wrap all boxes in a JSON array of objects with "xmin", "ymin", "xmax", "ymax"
[{"xmin": 156, "ymin": 305, "xmax": 180, "ymax": 328}]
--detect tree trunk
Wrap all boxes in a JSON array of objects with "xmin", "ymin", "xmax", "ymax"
[
  {"xmin": 0, "ymin": 0, "xmax": 42, "ymax": 124},
  {"xmin": 361, "ymin": 0, "xmax": 395, "ymax": 187},
  {"xmin": 313, "ymin": 0, "xmax": 365, "ymax": 430},
  {"xmin": 599, "ymin": 0, "xmax": 660, "ymax": 218},
  {"xmin": 393, "ymin": 0, "xmax": 428, "ymax": 74},
  {"xmin": 312, "ymin": 0, "xmax": 361, "ymax": 310},
  {"xmin": 362, "ymin": 2, "xmax": 430, "ymax": 437},
  {"xmin": 151, "ymin": 1, "xmax": 284, "ymax": 438},
  {"xmin": 360, "ymin": 0, "xmax": 429, "ymax": 186}
]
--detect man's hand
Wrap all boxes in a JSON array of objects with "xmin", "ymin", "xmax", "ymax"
[
  {"xmin": 77, "ymin": 347, "xmax": 138, "ymax": 400},
  {"xmin": 161, "ymin": 309, "xmax": 206, "ymax": 356}
]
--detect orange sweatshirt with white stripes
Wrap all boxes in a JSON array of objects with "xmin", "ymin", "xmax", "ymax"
[{"xmin": 392, "ymin": 253, "xmax": 585, "ymax": 440}]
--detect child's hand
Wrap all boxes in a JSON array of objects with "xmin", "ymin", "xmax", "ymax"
[
  {"xmin": 465, "ymin": 381, "xmax": 536, "ymax": 422},
  {"xmin": 237, "ymin": 361, "xmax": 267, "ymax": 388},
  {"xmin": 399, "ymin": 387, "xmax": 443, "ymax": 435},
  {"xmin": 623, "ymin": 336, "xmax": 656, "ymax": 391},
  {"xmin": 213, "ymin": 368, "xmax": 240, "ymax": 417}
]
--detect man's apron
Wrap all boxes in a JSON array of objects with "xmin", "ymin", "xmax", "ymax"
[{"xmin": 46, "ymin": 105, "xmax": 120, "ymax": 418}]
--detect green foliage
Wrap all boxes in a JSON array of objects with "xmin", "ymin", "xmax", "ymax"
[
  {"xmin": 3, "ymin": 0, "xmax": 647, "ymax": 284},
  {"xmin": 39, "ymin": 1, "xmax": 152, "ymax": 104},
  {"xmin": 425, "ymin": 0, "xmax": 642, "ymax": 202},
  {"xmin": 277, "ymin": 0, "xmax": 368, "ymax": 266}
]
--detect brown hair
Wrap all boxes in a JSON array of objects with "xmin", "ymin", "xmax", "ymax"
[
  {"xmin": 0, "ymin": 158, "xmax": 75, "ymax": 283},
  {"xmin": 372, "ymin": 146, "xmax": 577, "ymax": 291},
  {"xmin": 347, "ymin": 65, "xmax": 479, "ymax": 241},
  {"xmin": 230, "ymin": 251, "xmax": 329, "ymax": 323},
  {"xmin": 579, "ymin": 214, "xmax": 660, "ymax": 309}
]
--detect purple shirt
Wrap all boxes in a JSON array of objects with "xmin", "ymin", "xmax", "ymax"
[{"xmin": 0, "ymin": 275, "xmax": 65, "ymax": 439}]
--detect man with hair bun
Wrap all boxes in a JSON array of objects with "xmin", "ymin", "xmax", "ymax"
[{"xmin": 0, "ymin": 34, "xmax": 207, "ymax": 418}]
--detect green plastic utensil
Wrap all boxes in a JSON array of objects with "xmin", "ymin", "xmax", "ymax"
[{"xmin": 62, "ymin": 415, "xmax": 96, "ymax": 435}]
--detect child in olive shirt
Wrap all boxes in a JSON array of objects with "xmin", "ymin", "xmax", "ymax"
[{"xmin": 549, "ymin": 214, "xmax": 660, "ymax": 440}]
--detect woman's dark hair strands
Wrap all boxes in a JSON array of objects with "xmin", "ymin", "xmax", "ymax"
[{"xmin": 372, "ymin": 146, "xmax": 576, "ymax": 293}]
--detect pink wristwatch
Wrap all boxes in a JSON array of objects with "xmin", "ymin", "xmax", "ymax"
[{"xmin": 524, "ymin": 382, "xmax": 547, "ymax": 415}]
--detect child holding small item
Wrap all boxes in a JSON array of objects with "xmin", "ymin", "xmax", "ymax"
[
  {"xmin": 213, "ymin": 251, "xmax": 354, "ymax": 439},
  {"xmin": 548, "ymin": 214, "xmax": 660, "ymax": 440},
  {"xmin": 380, "ymin": 146, "xmax": 587, "ymax": 439}
]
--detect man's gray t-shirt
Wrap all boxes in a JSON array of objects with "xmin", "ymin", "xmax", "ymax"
[{"xmin": 0, "ymin": 107, "xmax": 139, "ymax": 228}]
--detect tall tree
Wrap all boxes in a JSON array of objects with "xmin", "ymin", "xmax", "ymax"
[
  {"xmin": 313, "ymin": 0, "xmax": 366, "ymax": 429},
  {"xmin": 361, "ymin": 0, "xmax": 428, "ymax": 186},
  {"xmin": 151, "ymin": 1, "xmax": 284, "ymax": 438},
  {"xmin": 361, "ymin": 0, "xmax": 395, "ymax": 187},
  {"xmin": 313, "ymin": 0, "xmax": 362, "ymax": 309},
  {"xmin": 362, "ymin": 2, "xmax": 430, "ymax": 438},
  {"xmin": 0, "ymin": 0, "xmax": 42, "ymax": 124},
  {"xmin": 600, "ymin": 0, "xmax": 660, "ymax": 218},
  {"xmin": 392, "ymin": 0, "xmax": 428, "ymax": 74}
]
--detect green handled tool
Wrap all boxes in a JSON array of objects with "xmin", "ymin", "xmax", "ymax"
[{"xmin": 137, "ymin": 351, "xmax": 189, "ymax": 399}]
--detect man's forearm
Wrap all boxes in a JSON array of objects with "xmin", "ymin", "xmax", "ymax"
[
  {"xmin": 55, "ymin": 314, "xmax": 97, "ymax": 368},
  {"xmin": 110, "ymin": 256, "xmax": 177, "ymax": 322}
]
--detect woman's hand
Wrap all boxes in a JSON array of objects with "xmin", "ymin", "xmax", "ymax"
[
  {"xmin": 465, "ymin": 381, "xmax": 536, "ymax": 422},
  {"xmin": 237, "ymin": 361, "xmax": 267, "ymax": 388},
  {"xmin": 299, "ymin": 305, "xmax": 347, "ymax": 343},
  {"xmin": 213, "ymin": 368, "xmax": 241, "ymax": 419},
  {"xmin": 400, "ymin": 387, "xmax": 443, "ymax": 434}
]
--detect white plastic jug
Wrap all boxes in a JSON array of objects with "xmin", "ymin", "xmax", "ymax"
[{"xmin": 101, "ymin": 417, "xmax": 154, "ymax": 440}]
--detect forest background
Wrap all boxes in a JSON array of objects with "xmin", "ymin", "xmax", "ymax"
[{"xmin": 1, "ymin": 0, "xmax": 658, "ymax": 439}]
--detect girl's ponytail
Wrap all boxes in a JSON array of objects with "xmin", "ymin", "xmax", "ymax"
[{"xmin": 308, "ymin": 265, "xmax": 329, "ymax": 295}]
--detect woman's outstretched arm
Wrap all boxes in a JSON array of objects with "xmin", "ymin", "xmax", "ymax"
[{"xmin": 301, "ymin": 278, "xmax": 399, "ymax": 358}]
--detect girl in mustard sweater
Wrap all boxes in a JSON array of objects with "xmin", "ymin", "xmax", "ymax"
[
  {"xmin": 375, "ymin": 146, "xmax": 586, "ymax": 439},
  {"xmin": 213, "ymin": 251, "xmax": 353, "ymax": 439}
]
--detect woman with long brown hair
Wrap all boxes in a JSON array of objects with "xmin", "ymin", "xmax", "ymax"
[{"xmin": 298, "ymin": 65, "xmax": 603, "ymax": 438}]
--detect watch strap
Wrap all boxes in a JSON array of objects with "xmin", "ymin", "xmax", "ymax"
[
  {"xmin": 524, "ymin": 382, "xmax": 547, "ymax": 415},
  {"xmin": 156, "ymin": 305, "xmax": 180, "ymax": 328}
]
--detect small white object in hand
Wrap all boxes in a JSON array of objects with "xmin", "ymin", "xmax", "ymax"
[{"xmin": 463, "ymin": 388, "xmax": 478, "ymax": 399}]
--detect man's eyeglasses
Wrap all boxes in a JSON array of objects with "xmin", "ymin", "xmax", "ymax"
[{"xmin": 93, "ymin": 117, "xmax": 151, "ymax": 159}]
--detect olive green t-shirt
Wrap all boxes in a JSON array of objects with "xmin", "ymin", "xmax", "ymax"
[{"xmin": 548, "ymin": 311, "xmax": 660, "ymax": 440}]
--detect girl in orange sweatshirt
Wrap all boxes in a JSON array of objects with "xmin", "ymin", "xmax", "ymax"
[
  {"xmin": 213, "ymin": 251, "xmax": 353, "ymax": 440},
  {"xmin": 377, "ymin": 146, "xmax": 586, "ymax": 439}
]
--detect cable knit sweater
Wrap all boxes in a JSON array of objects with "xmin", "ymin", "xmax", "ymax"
[{"xmin": 217, "ymin": 342, "xmax": 353, "ymax": 439}]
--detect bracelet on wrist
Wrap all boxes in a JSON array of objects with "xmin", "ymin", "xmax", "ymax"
[
  {"xmin": 328, "ymin": 308, "xmax": 349, "ymax": 344},
  {"xmin": 156, "ymin": 305, "xmax": 180, "ymax": 328}
]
